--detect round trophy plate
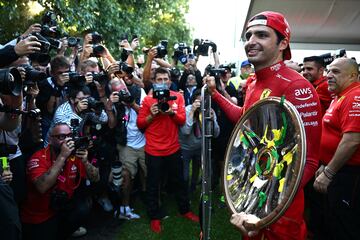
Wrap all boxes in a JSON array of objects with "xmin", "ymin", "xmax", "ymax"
[{"xmin": 223, "ymin": 97, "xmax": 306, "ymax": 229}]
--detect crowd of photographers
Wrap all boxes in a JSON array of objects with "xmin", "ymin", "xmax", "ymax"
[{"xmin": 0, "ymin": 10, "xmax": 359, "ymax": 240}]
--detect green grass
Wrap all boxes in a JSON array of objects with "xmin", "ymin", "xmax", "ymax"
[{"xmin": 116, "ymin": 188, "xmax": 242, "ymax": 240}]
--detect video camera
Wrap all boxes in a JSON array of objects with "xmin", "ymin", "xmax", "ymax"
[
  {"xmin": 152, "ymin": 83, "xmax": 177, "ymax": 112},
  {"xmin": 0, "ymin": 67, "xmax": 22, "ymax": 96},
  {"xmin": 320, "ymin": 49, "xmax": 346, "ymax": 66},
  {"xmin": 193, "ymin": 39, "xmax": 217, "ymax": 56}
]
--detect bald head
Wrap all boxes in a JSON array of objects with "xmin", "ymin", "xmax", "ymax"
[{"xmin": 327, "ymin": 58, "xmax": 359, "ymax": 94}]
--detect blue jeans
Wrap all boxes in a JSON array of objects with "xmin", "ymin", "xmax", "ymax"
[{"xmin": 181, "ymin": 148, "xmax": 201, "ymax": 193}]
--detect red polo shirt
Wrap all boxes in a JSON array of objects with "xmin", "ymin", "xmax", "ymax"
[
  {"xmin": 312, "ymin": 76, "xmax": 334, "ymax": 116},
  {"xmin": 21, "ymin": 146, "xmax": 86, "ymax": 224},
  {"xmin": 320, "ymin": 82, "xmax": 360, "ymax": 165}
]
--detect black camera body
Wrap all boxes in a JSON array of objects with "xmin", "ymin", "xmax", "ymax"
[
  {"xmin": 90, "ymin": 32, "xmax": 103, "ymax": 44},
  {"xmin": 91, "ymin": 72, "xmax": 108, "ymax": 85},
  {"xmin": 173, "ymin": 42, "xmax": 191, "ymax": 63},
  {"xmin": 152, "ymin": 83, "xmax": 177, "ymax": 112},
  {"xmin": 115, "ymin": 61, "xmax": 134, "ymax": 76},
  {"xmin": 117, "ymin": 89, "xmax": 134, "ymax": 104},
  {"xmin": 68, "ymin": 72, "xmax": 86, "ymax": 86},
  {"xmin": 193, "ymin": 39, "xmax": 217, "ymax": 56},
  {"xmin": 156, "ymin": 40, "xmax": 168, "ymax": 58},
  {"xmin": 87, "ymin": 96, "xmax": 104, "ymax": 112},
  {"xmin": 21, "ymin": 64, "xmax": 47, "ymax": 86},
  {"xmin": 91, "ymin": 44, "xmax": 105, "ymax": 58},
  {"xmin": 320, "ymin": 49, "xmax": 346, "ymax": 66},
  {"xmin": 70, "ymin": 119, "xmax": 91, "ymax": 150}
]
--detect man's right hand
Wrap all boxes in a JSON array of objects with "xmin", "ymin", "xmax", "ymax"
[
  {"xmin": 59, "ymin": 138, "xmax": 75, "ymax": 159},
  {"xmin": 230, "ymin": 212, "xmax": 260, "ymax": 237},
  {"xmin": 191, "ymin": 99, "xmax": 201, "ymax": 112},
  {"xmin": 14, "ymin": 35, "xmax": 41, "ymax": 56},
  {"xmin": 57, "ymin": 72, "xmax": 70, "ymax": 86},
  {"xmin": 150, "ymin": 103, "xmax": 160, "ymax": 116}
]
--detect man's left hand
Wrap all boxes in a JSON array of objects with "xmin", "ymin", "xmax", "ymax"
[{"xmin": 75, "ymin": 149, "xmax": 88, "ymax": 163}]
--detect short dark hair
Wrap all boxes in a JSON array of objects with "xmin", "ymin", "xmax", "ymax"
[
  {"xmin": 79, "ymin": 59, "xmax": 98, "ymax": 73},
  {"xmin": 303, "ymin": 56, "xmax": 325, "ymax": 68},
  {"xmin": 154, "ymin": 67, "xmax": 170, "ymax": 79},
  {"xmin": 68, "ymin": 85, "xmax": 91, "ymax": 99},
  {"xmin": 50, "ymin": 55, "xmax": 70, "ymax": 72}
]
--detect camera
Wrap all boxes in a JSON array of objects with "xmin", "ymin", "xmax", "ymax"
[
  {"xmin": 68, "ymin": 37, "xmax": 81, "ymax": 47},
  {"xmin": 21, "ymin": 64, "xmax": 47, "ymax": 86},
  {"xmin": 68, "ymin": 71, "xmax": 86, "ymax": 86},
  {"xmin": 173, "ymin": 42, "xmax": 191, "ymax": 64},
  {"xmin": 156, "ymin": 40, "xmax": 168, "ymax": 58},
  {"xmin": 90, "ymin": 31, "xmax": 103, "ymax": 44},
  {"xmin": 193, "ymin": 39, "xmax": 217, "ymax": 56},
  {"xmin": 0, "ymin": 67, "xmax": 22, "ymax": 96},
  {"xmin": 114, "ymin": 61, "xmax": 134, "ymax": 76},
  {"xmin": 91, "ymin": 72, "xmax": 108, "ymax": 85},
  {"xmin": 70, "ymin": 119, "xmax": 91, "ymax": 150},
  {"xmin": 152, "ymin": 83, "xmax": 177, "ymax": 112},
  {"xmin": 91, "ymin": 44, "xmax": 106, "ymax": 57},
  {"xmin": 87, "ymin": 96, "xmax": 104, "ymax": 112},
  {"xmin": 320, "ymin": 49, "xmax": 346, "ymax": 66},
  {"xmin": 40, "ymin": 11, "xmax": 62, "ymax": 50},
  {"xmin": 117, "ymin": 89, "xmax": 134, "ymax": 104},
  {"xmin": 120, "ymin": 48, "xmax": 133, "ymax": 62}
]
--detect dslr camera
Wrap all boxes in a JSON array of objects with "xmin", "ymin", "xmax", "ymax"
[
  {"xmin": 0, "ymin": 67, "xmax": 23, "ymax": 96},
  {"xmin": 193, "ymin": 39, "xmax": 217, "ymax": 56},
  {"xmin": 143, "ymin": 40, "xmax": 168, "ymax": 58},
  {"xmin": 21, "ymin": 64, "xmax": 47, "ymax": 86},
  {"xmin": 70, "ymin": 119, "xmax": 91, "ymax": 150},
  {"xmin": 67, "ymin": 72, "xmax": 86, "ymax": 86},
  {"xmin": 117, "ymin": 89, "xmax": 134, "ymax": 104},
  {"xmin": 39, "ymin": 11, "xmax": 62, "ymax": 50},
  {"xmin": 88, "ymin": 32, "xmax": 105, "ymax": 57},
  {"xmin": 152, "ymin": 83, "xmax": 177, "ymax": 112}
]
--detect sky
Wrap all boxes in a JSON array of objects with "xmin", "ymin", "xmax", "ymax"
[{"xmin": 186, "ymin": 0, "xmax": 360, "ymax": 73}]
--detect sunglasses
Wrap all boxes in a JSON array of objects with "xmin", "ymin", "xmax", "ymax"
[{"xmin": 51, "ymin": 133, "xmax": 72, "ymax": 140}]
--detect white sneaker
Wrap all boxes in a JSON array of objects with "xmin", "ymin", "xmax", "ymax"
[
  {"xmin": 71, "ymin": 226, "xmax": 87, "ymax": 237},
  {"xmin": 114, "ymin": 206, "xmax": 140, "ymax": 220},
  {"xmin": 98, "ymin": 197, "xmax": 113, "ymax": 212}
]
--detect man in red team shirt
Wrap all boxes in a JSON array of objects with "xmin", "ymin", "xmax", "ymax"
[
  {"xmin": 314, "ymin": 58, "xmax": 360, "ymax": 240},
  {"xmin": 205, "ymin": 11, "xmax": 322, "ymax": 240},
  {"xmin": 303, "ymin": 56, "xmax": 334, "ymax": 116},
  {"xmin": 20, "ymin": 122, "xmax": 99, "ymax": 239},
  {"xmin": 137, "ymin": 67, "xmax": 199, "ymax": 234}
]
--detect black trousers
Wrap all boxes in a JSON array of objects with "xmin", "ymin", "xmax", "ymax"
[
  {"xmin": 0, "ymin": 179, "xmax": 21, "ymax": 240},
  {"xmin": 325, "ymin": 166, "xmax": 360, "ymax": 240},
  {"xmin": 22, "ymin": 188, "xmax": 92, "ymax": 240},
  {"xmin": 145, "ymin": 150, "xmax": 190, "ymax": 220}
]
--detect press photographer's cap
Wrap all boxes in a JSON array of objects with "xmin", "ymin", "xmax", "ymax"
[
  {"xmin": 247, "ymin": 11, "xmax": 292, "ymax": 60},
  {"xmin": 241, "ymin": 60, "xmax": 251, "ymax": 68}
]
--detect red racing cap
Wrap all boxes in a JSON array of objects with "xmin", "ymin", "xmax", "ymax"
[{"xmin": 247, "ymin": 11, "xmax": 292, "ymax": 60}]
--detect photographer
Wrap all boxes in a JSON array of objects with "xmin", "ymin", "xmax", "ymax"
[
  {"xmin": 51, "ymin": 84, "xmax": 108, "ymax": 137},
  {"xmin": 137, "ymin": 67, "xmax": 198, "ymax": 233},
  {"xmin": 111, "ymin": 75, "xmax": 146, "ymax": 220},
  {"xmin": 36, "ymin": 55, "xmax": 70, "ymax": 139},
  {"xmin": 20, "ymin": 122, "xmax": 99, "ymax": 240}
]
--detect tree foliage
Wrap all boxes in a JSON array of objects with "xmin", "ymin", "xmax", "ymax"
[{"xmin": 0, "ymin": 0, "xmax": 192, "ymax": 57}]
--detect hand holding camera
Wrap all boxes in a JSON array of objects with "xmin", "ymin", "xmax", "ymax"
[
  {"xmin": 60, "ymin": 137, "xmax": 75, "ymax": 159},
  {"xmin": 14, "ymin": 35, "xmax": 42, "ymax": 56},
  {"xmin": 76, "ymin": 98, "xmax": 89, "ymax": 112},
  {"xmin": 57, "ymin": 72, "xmax": 70, "ymax": 86},
  {"xmin": 191, "ymin": 99, "xmax": 201, "ymax": 112},
  {"xmin": 75, "ymin": 149, "xmax": 88, "ymax": 163},
  {"xmin": 21, "ymin": 23, "xmax": 42, "ymax": 38}
]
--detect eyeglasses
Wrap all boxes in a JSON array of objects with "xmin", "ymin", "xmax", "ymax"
[{"xmin": 51, "ymin": 133, "xmax": 72, "ymax": 140}]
